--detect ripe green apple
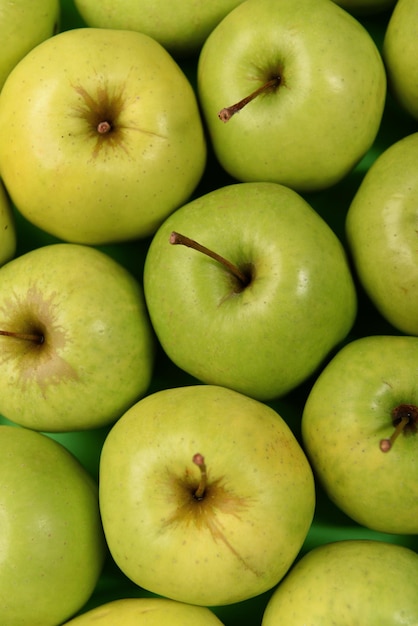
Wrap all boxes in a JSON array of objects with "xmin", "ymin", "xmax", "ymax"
[
  {"xmin": 0, "ymin": 0, "xmax": 59, "ymax": 91},
  {"xmin": 346, "ymin": 132, "xmax": 418, "ymax": 336},
  {"xmin": 143, "ymin": 182, "xmax": 357, "ymax": 401},
  {"xmin": 262, "ymin": 540, "xmax": 418, "ymax": 625},
  {"xmin": 331, "ymin": 0, "xmax": 396, "ymax": 14},
  {"xmin": 0, "ymin": 27, "xmax": 206, "ymax": 245},
  {"xmin": 64, "ymin": 597, "xmax": 225, "ymax": 625},
  {"xmin": 0, "ymin": 243, "xmax": 155, "ymax": 432},
  {"xmin": 197, "ymin": 0, "xmax": 386, "ymax": 193},
  {"xmin": 73, "ymin": 0, "xmax": 246, "ymax": 57},
  {"xmin": 383, "ymin": 0, "xmax": 418, "ymax": 121},
  {"xmin": 0, "ymin": 180, "xmax": 16, "ymax": 266},
  {"xmin": 0, "ymin": 424, "xmax": 106, "ymax": 626},
  {"xmin": 301, "ymin": 335, "xmax": 418, "ymax": 534},
  {"xmin": 99, "ymin": 384, "xmax": 315, "ymax": 606}
]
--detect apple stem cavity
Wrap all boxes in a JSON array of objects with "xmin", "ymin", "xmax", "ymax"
[
  {"xmin": 193, "ymin": 453, "xmax": 207, "ymax": 501},
  {"xmin": 0, "ymin": 329, "xmax": 44, "ymax": 344},
  {"xmin": 169, "ymin": 231, "xmax": 250, "ymax": 288},
  {"xmin": 379, "ymin": 403, "xmax": 418, "ymax": 452},
  {"xmin": 218, "ymin": 76, "xmax": 281, "ymax": 123},
  {"xmin": 97, "ymin": 120, "xmax": 112, "ymax": 134}
]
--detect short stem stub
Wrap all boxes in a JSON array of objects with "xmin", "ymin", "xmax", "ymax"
[
  {"xmin": 193, "ymin": 453, "xmax": 207, "ymax": 501},
  {"xmin": 379, "ymin": 404, "xmax": 418, "ymax": 452},
  {"xmin": 170, "ymin": 231, "xmax": 250, "ymax": 287},
  {"xmin": 97, "ymin": 120, "xmax": 112, "ymax": 134},
  {"xmin": 218, "ymin": 76, "xmax": 281, "ymax": 123},
  {"xmin": 0, "ymin": 330, "xmax": 44, "ymax": 344}
]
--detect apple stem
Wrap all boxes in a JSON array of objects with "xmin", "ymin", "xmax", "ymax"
[
  {"xmin": 170, "ymin": 231, "xmax": 250, "ymax": 287},
  {"xmin": 218, "ymin": 76, "xmax": 281, "ymax": 123},
  {"xmin": 380, "ymin": 417, "xmax": 409, "ymax": 452},
  {"xmin": 379, "ymin": 403, "xmax": 418, "ymax": 452},
  {"xmin": 193, "ymin": 453, "xmax": 207, "ymax": 500},
  {"xmin": 0, "ymin": 329, "xmax": 44, "ymax": 344},
  {"xmin": 97, "ymin": 120, "xmax": 112, "ymax": 134}
]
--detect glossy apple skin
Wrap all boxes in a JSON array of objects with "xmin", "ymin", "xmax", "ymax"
[
  {"xmin": 383, "ymin": 0, "xmax": 418, "ymax": 121},
  {"xmin": 346, "ymin": 133, "xmax": 418, "ymax": 336},
  {"xmin": 0, "ymin": 425, "xmax": 106, "ymax": 626},
  {"xmin": 73, "ymin": 0, "xmax": 245, "ymax": 56},
  {"xmin": 0, "ymin": 28, "xmax": 206, "ymax": 244},
  {"xmin": 0, "ymin": 243, "xmax": 155, "ymax": 431},
  {"xmin": 0, "ymin": 181, "xmax": 16, "ymax": 266},
  {"xmin": 0, "ymin": 0, "xmax": 59, "ymax": 90},
  {"xmin": 302, "ymin": 335, "xmax": 418, "ymax": 534},
  {"xmin": 99, "ymin": 385, "xmax": 315, "ymax": 606},
  {"xmin": 197, "ymin": 0, "xmax": 386, "ymax": 193},
  {"xmin": 262, "ymin": 540, "xmax": 418, "ymax": 625},
  {"xmin": 64, "ymin": 597, "xmax": 225, "ymax": 625},
  {"xmin": 144, "ymin": 182, "xmax": 357, "ymax": 401}
]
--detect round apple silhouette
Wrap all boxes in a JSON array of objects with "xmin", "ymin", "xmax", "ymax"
[
  {"xmin": 99, "ymin": 384, "xmax": 315, "ymax": 606},
  {"xmin": 0, "ymin": 424, "xmax": 106, "ymax": 626},
  {"xmin": 346, "ymin": 132, "xmax": 418, "ymax": 336},
  {"xmin": 383, "ymin": 0, "xmax": 418, "ymax": 121},
  {"xmin": 144, "ymin": 181, "xmax": 357, "ymax": 401},
  {"xmin": 262, "ymin": 540, "xmax": 418, "ymax": 625},
  {"xmin": 73, "ymin": 0, "xmax": 246, "ymax": 57},
  {"xmin": 0, "ymin": 27, "xmax": 206, "ymax": 244},
  {"xmin": 302, "ymin": 334, "xmax": 418, "ymax": 534},
  {"xmin": 197, "ymin": 0, "xmax": 386, "ymax": 192},
  {"xmin": 0, "ymin": 243, "xmax": 155, "ymax": 432},
  {"xmin": 64, "ymin": 597, "xmax": 225, "ymax": 625},
  {"xmin": 0, "ymin": 0, "xmax": 59, "ymax": 91}
]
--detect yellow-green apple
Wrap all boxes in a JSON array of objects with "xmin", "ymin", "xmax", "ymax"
[
  {"xmin": 0, "ymin": 243, "xmax": 155, "ymax": 432},
  {"xmin": 143, "ymin": 182, "xmax": 357, "ymax": 401},
  {"xmin": 0, "ymin": 27, "xmax": 206, "ymax": 245},
  {"xmin": 197, "ymin": 0, "xmax": 386, "ymax": 193},
  {"xmin": 0, "ymin": 0, "xmax": 59, "ymax": 91},
  {"xmin": 302, "ymin": 335, "xmax": 418, "ymax": 534},
  {"xmin": 346, "ymin": 132, "xmax": 418, "ymax": 336},
  {"xmin": 73, "ymin": 0, "xmax": 246, "ymax": 57},
  {"xmin": 0, "ymin": 180, "xmax": 16, "ymax": 266},
  {"xmin": 64, "ymin": 597, "xmax": 225, "ymax": 625},
  {"xmin": 383, "ymin": 0, "xmax": 418, "ymax": 121},
  {"xmin": 99, "ymin": 384, "xmax": 315, "ymax": 606},
  {"xmin": 262, "ymin": 540, "xmax": 418, "ymax": 625},
  {"xmin": 0, "ymin": 424, "xmax": 106, "ymax": 626}
]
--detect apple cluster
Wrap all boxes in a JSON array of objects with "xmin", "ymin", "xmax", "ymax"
[{"xmin": 0, "ymin": 0, "xmax": 417, "ymax": 625}]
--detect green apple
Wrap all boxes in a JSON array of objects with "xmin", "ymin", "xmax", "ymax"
[
  {"xmin": 0, "ymin": 0, "xmax": 59, "ymax": 92},
  {"xmin": 0, "ymin": 424, "xmax": 106, "ymax": 626},
  {"xmin": 346, "ymin": 132, "xmax": 418, "ymax": 336},
  {"xmin": 331, "ymin": 0, "xmax": 396, "ymax": 15},
  {"xmin": 143, "ymin": 182, "xmax": 357, "ymax": 401},
  {"xmin": 197, "ymin": 0, "xmax": 386, "ymax": 193},
  {"xmin": 0, "ymin": 243, "xmax": 155, "ymax": 432},
  {"xmin": 383, "ymin": 0, "xmax": 418, "ymax": 120},
  {"xmin": 0, "ymin": 27, "xmax": 206, "ymax": 245},
  {"xmin": 64, "ymin": 597, "xmax": 225, "ymax": 625},
  {"xmin": 301, "ymin": 335, "xmax": 418, "ymax": 534},
  {"xmin": 262, "ymin": 540, "xmax": 418, "ymax": 625},
  {"xmin": 99, "ymin": 384, "xmax": 315, "ymax": 606},
  {"xmin": 0, "ymin": 180, "xmax": 16, "ymax": 266},
  {"xmin": 73, "ymin": 0, "xmax": 246, "ymax": 57}
]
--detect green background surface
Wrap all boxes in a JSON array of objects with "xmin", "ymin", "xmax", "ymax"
[{"xmin": 1, "ymin": 1, "xmax": 417, "ymax": 624}]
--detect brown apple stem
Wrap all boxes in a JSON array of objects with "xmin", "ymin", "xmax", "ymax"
[
  {"xmin": 97, "ymin": 120, "xmax": 112, "ymax": 134},
  {"xmin": 193, "ymin": 453, "xmax": 207, "ymax": 500},
  {"xmin": 0, "ymin": 329, "xmax": 44, "ymax": 344},
  {"xmin": 218, "ymin": 76, "xmax": 281, "ymax": 123},
  {"xmin": 170, "ymin": 231, "xmax": 249, "ymax": 287},
  {"xmin": 379, "ymin": 403, "xmax": 418, "ymax": 452}
]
